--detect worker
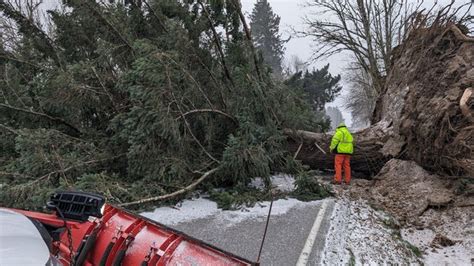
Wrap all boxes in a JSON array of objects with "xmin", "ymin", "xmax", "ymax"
[{"xmin": 329, "ymin": 123, "xmax": 354, "ymax": 185}]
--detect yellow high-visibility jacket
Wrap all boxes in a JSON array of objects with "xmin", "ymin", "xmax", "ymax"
[{"xmin": 330, "ymin": 123, "xmax": 354, "ymax": 154}]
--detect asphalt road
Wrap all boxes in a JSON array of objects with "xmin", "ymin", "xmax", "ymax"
[{"xmin": 170, "ymin": 199, "xmax": 336, "ymax": 266}]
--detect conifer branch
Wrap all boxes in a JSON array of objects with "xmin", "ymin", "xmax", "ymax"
[
  {"xmin": 0, "ymin": 123, "xmax": 19, "ymax": 135},
  {"xmin": 197, "ymin": 0, "xmax": 235, "ymax": 87},
  {"xmin": 231, "ymin": 0, "xmax": 262, "ymax": 80},
  {"xmin": 177, "ymin": 109, "xmax": 238, "ymax": 124},
  {"xmin": 156, "ymin": 52, "xmax": 215, "ymax": 109},
  {"xmin": 166, "ymin": 68, "xmax": 220, "ymax": 163},
  {"xmin": 0, "ymin": 1, "xmax": 63, "ymax": 68},
  {"xmin": 0, "ymin": 103, "xmax": 81, "ymax": 135},
  {"xmin": 142, "ymin": 0, "xmax": 168, "ymax": 33},
  {"xmin": 82, "ymin": 0, "xmax": 134, "ymax": 51},
  {"xmin": 15, "ymin": 154, "xmax": 125, "ymax": 187}
]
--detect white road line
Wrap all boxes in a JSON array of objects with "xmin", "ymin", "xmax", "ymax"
[{"xmin": 296, "ymin": 200, "xmax": 329, "ymax": 266}]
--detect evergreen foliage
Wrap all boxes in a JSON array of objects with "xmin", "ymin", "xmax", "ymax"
[
  {"xmin": 249, "ymin": 0, "xmax": 285, "ymax": 76},
  {"xmin": 291, "ymin": 169, "xmax": 332, "ymax": 202},
  {"xmin": 285, "ymin": 64, "xmax": 342, "ymax": 112},
  {"xmin": 284, "ymin": 64, "xmax": 342, "ymax": 131},
  {"xmin": 0, "ymin": 0, "xmax": 324, "ymax": 209}
]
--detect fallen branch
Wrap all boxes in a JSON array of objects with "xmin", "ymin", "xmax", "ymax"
[
  {"xmin": 16, "ymin": 155, "xmax": 125, "ymax": 187},
  {"xmin": 177, "ymin": 109, "xmax": 238, "ymax": 124},
  {"xmin": 314, "ymin": 142, "xmax": 327, "ymax": 155},
  {"xmin": 119, "ymin": 167, "xmax": 219, "ymax": 207},
  {"xmin": 293, "ymin": 142, "xmax": 303, "ymax": 160},
  {"xmin": 0, "ymin": 103, "xmax": 81, "ymax": 135},
  {"xmin": 0, "ymin": 123, "xmax": 19, "ymax": 135}
]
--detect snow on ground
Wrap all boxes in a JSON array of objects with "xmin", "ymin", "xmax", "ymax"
[
  {"xmin": 142, "ymin": 174, "xmax": 300, "ymax": 226},
  {"xmin": 141, "ymin": 197, "xmax": 319, "ymax": 226},
  {"xmin": 321, "ymin": 197, "xmax": 420, "ymax": 265},
  {"xmin": 249, "ymin": 173, "xmax": 295, "ymax": 192},
  {"xmin": 402, "ymin": 228, "xmax": 473, "ymax": 266},
  {"xmin": 269, "ymin": 174, "xmax": 295, "ymax": 192},
  {"xmin": 142, "ymin": 174, "xmax": 471, "ymax": 265},
  {"xmin": 400, "ymin": 203, "xmax": 474, "ymax": 266}
]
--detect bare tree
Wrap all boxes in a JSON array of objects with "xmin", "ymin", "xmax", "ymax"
[
  {"xmin": 283, "ymin": 54, "xmax": 307, "ymax": 77},
  {"xmin": 344, "ymin": 62, "xmax": 378, "ymax": 129},
  {"xmin": 325, "ymin": 106, "xmax": 345, "ymax": 130},
  {"xmin": 300, "ymin": 0, "xmax": 427, "ymax": 94}
]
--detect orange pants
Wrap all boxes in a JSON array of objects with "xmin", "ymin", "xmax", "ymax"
[{"xmin": 334, "ymin": 154, "xmax": 351, "ymax": 184}]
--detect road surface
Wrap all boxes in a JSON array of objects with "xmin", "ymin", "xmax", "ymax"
[{"xmin": 166, "ymin": 198, "xmax": 336, "ymax": 265}]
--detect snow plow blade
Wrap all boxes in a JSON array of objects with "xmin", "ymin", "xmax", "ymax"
[{"xmin": 7, "ymin": 191, "xmax": 256, "ymax": 266}]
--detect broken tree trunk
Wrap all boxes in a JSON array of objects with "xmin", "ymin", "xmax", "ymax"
[{"xmin": 284, "ymin": 128, "xmax": 390, "ymax": 175}]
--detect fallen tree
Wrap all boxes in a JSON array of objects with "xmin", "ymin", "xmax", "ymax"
[
  {"xmin": 0, "ymin": 0, "xmax": 330, "ymax": 209},
  {"xmin": 284, "ymin": 128, "xmax": 389, "ymax": 175}
]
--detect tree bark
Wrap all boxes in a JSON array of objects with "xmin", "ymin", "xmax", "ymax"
[{"xmin": 284, "ymin": 129, "xmax": 390, "ymax": 175}]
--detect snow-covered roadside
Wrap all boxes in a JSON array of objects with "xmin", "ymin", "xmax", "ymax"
[
  {"xmin": 321, "ymin": 198, "xmax": 420, "ymax": 265},
  {"xmin": 401, "ymin": 205, "xmax": 474, "ymax": 266},
  {"xmin": 402, "ymin": 228, "xmax": 473, "ymax": 266},
  {"xmin": 141, "ymin": 196, "xmax": 320, "ymax": 226},
  {"xmin": 141, "ymin": 174, "xmax": 301, "ymax": 226},
  {"xmin": 142, "ymin": 173, "xmax": 471, "ymax": 266}
]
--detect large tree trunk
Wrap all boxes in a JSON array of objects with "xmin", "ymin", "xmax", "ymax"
[{"xmin": 284, "ymin": 126, "xmax": 391, "ymax": 175}]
